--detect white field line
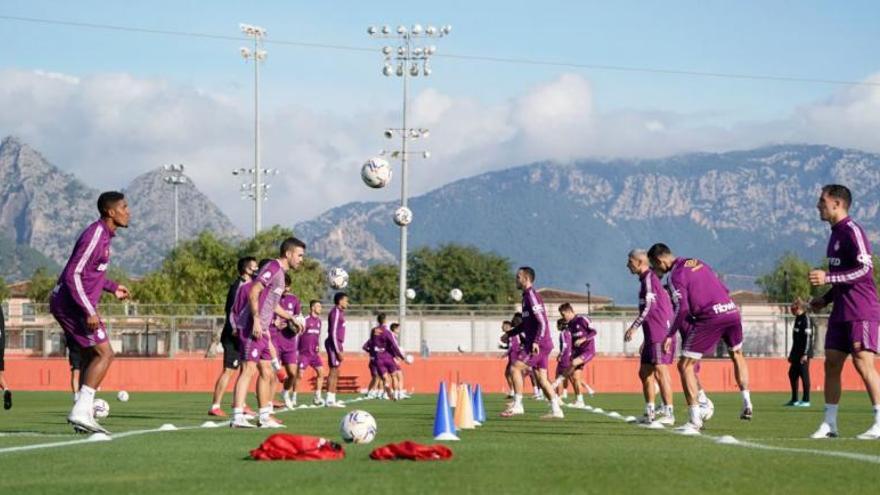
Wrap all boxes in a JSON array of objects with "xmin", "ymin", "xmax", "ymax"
[{"xmin": 564, "ymin": 404, "xmax": 880, "ymax": 465}]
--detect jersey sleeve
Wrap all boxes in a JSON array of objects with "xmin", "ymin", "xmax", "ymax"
[
  {"xmin": 667, "ymin": 272, "xmax": 690, "ymax": 338},
  {"xmin": 827, "ymin": 224, "xmax": 874, "ymax": 285},
  {"xmin": 62, "ymin": 226, "xmax": 102, "ymax": 316},
  {"xmin": 630, "ymin": 277, "xmax": 654, "ymax": 329},
  {"xmin": 328, "ymin": 309, "xmax": 342, "ymax": 354}
]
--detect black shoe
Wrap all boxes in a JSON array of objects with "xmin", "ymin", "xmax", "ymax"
[
  {"xmin": 3, "ymin": 390, "xmax": 11, "ymax": 410},
  {"xmin": 740, "ymin": 407, "xmax": 752, "ymax": 421}
]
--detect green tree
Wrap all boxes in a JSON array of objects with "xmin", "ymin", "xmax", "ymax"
[
  {"xmin": 0, "ymin": 276, "xmax": 9, "ymax": 301},
  {"xmin": 27, "ymin": 266, "xmax": 58, "ymax": 303},
  {"xmin": 409, "ymin": 244, "xmax": 517, "ymax": 304},
  {"xmin": 754, "ymin": 252, "xmax": 880, "ymax": 303},
  {"xmin": 235, "ymin": 225, "xmax": 325, "ymax": 302},
  {"xmin": 347, "ymin": 264, "xmax": 399, "ymax": 304}
]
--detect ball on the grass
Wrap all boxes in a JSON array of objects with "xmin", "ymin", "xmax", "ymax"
[
  {"xmin": 93, "ymin": 398, "xmax": 110, "ymax": 419},
  {"xmin": 340, "ymin": 410, "xmax": 377, "ymax": 444},
  {"xmin": 405, "ymin": 354, "xmax": 414, "ymax": 364},
  {"xmin": 117, "ymin": 390, "xmax": 129, "ymax": 402}
]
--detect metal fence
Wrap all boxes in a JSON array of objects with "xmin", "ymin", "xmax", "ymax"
[{"xmin": 2, "ymin": 305, "xmax": 821, "ymax": 359}]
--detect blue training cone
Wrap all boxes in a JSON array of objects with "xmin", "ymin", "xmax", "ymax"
[
  {"xmin": 473, "ymin": 384, "xmax": 487, "ymax": 424},
  {"xmin": 433, "ymin": 382, "xmax": 460, "ymax": 441},
  {"xmin": 469, "ymin": 384, "xmax": 481, "ymax": 426}
]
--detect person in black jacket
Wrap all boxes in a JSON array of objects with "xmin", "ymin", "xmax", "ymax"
[
  {"xmin": 208, "ymin": 256, "xmax": 256, "ymax": 417},
  {"xmin": 1, "ymin": 300, "xmax": 10, "ymax": 410},
  {"xmin": 785, "ymin": 299, "xmax": 815, "ymax": 407}
]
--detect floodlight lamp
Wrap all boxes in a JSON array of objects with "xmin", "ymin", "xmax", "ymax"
[
  {"xmin": 240, "ymin": 47, "xmax": 251, "ymax": 58},
  {"xmin": 426, "ymin": 45, "xmax": 436, "ymax": 55},
  {"xmin": 410, "ymin": 63, "xmax": 419, "ymax": 76},
  {"xmin": 382, "ymin": 25, "xmax": 391, "ymax": 34},
  {"xmin": 420, "ymin": 129, "xmax": 430, "ymax": 138},
  {"xmin": 423, "ymin": 151, "xmax": 431, "ymax": 159},
  {"xmin": 367, "ymin": 26, "xmax": 377, "ymax": 35},
  {"xmin": 382, "ymin": 46, "xmax": 393, "ymax": 55},
  {"xmin": 426, "ymin": 25, "xmax": 437, "ymax": 35},
  {"xmin": 383, "ymin": 64, "xmax": 394, "ymax": 76},
  {"xmin": 396, "ymin": 63, "xmax": 404, "ymax": 76},
  {"xmin": 397, "ymin": 25, "xmax": 407, "ymax": 35},
  {"xmin": 412, "ymin": 24, "xmax": 423, "ymax": 35},
  {"xmin": 384, "ymin": 129, "xmax": 394, "ymax": 139},
  {"xmin": 423, "ymin": 66, "xmax": 432, "ymax": 76}
]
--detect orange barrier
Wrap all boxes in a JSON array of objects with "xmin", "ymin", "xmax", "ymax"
[{"xmin": 4, "ymin": 355, "xmax": 876, "ymax": 393}]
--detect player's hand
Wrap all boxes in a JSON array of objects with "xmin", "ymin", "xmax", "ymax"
[
  {"xmin": 808, "ymin": 270, "xmax": 827, "ymax": 286},
  {"xmin": 531, "ymin": 343, "xmax": 539, "ymax": 355},
  {"xmin": 800, "ymin": 355, "xmax": 808, "ymax": 364},
  {"xmin": 86, "ymin": 314, "xmax": 100, "ymax": 331},
  {"xmin": 252, "ymin": 320, "xmax": 262, "ymax": 340},
  {"xmin": 574, "ymin": 338, "xmax": 586, "ymax": 347},
  {"xmin": 624, "ymin": 327, "xmax": 635, "ymax": 342},
  {"xmin": 114, "ymin": 285, "xmax": 131, "ymax": 300},
  {"xmin": 663, "ymin": 337, "xmax": 672, "ymax": 354},
  {"xmin": 500, "ymin": 333, "xmax": 509, "ymax": 344},
  {"xmin": 809, "ymin": 296, "xmax": 826, "ymax": 312},
  {"xmin": 273, "ymin": 316, "xmax": 286, "ymax": 328}
]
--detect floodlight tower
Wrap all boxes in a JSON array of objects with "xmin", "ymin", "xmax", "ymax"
[
  {"xmin": 162, "ymin": 164, "xmax": 186, "ymax": 247},
  {"xmin": 368, "ymin": 23, "xmax": 451, "ymax": 337},
  {"xmin": 239, "ymin": 23, "xmax": 268, "ymax": 236}
]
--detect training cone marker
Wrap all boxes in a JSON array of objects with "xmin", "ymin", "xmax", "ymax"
[
  {"xmin": 470, "ymin": 385, "xmax": 481, "ymax": 427},
  {"xmin": 608, "ymin": 411, "xmax": 622, "ymax": 419},
  {"xmin": 87, "ymin": 433, "xmax": 112, "ymax": 442},
  {"xmin": 433, "ymin": 382, "xmax": 459, "ymax": 441},
  {"xmin": 159, "ymin": 423, "xmax": 177, "ymax": 431},
  {"xmin": 201, "ymin": 421, "xmax": 220, "ymax": 428},
  {"xmin": 460, "ymin": 384, "xmax": 476, "ymax": 430},
  {"xmin": 449, "ymin": 383, "xmax": 458, "ymax": 409},
  {"xmin": 625, "ymin": 416, "xmax": 637, "ymax": 423},
  {"xmin": 473, "ymin": 384, "xmax": 487, "ymax": 424},
  {"xmin": 716, "ymin": 435, "xmax": 739, "ymax": 445}
]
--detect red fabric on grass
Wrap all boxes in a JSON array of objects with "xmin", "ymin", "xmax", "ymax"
[
  {"xmin": 250, "ymin": 434, "xmax": 345, "ymax": 461},
  {"xmin": 369, "ymin": 441, "xmax": 453, "ymax": 461}
]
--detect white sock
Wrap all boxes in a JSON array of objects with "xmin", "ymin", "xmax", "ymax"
[
  {"xmin": 741, "ymin": 390, "xmax": 752, "ymax": 408},
  {"xmin": 211, "ymin": 403, "xmax": 220, "ymax": 410},
  {"xmin": 271, "ymin": 359, "xmax": 282, "ymax": 372},
  {"xmin": 666, "ymin": 405, "xmax": 674, "ymax": 416},
  {"xmin": 74, "ymin": 385, "xmax": 96, "ymax": 414},
  {"xmin": 316, "ymin": 390, "xmax": 323, "ymax": 400},
  {"xmin": 688, "ymin": 405, "xmax": 701, "ymax": 426},
  {"xmin": 292, "ymin": 392, "xmax": 298, "ymax": 403},
  {"xmin": 232, "ymin": 407, "xmax": 243, "ymax": 420},
  {"xmin": 646, "ymin": 403, "xmax": 655, "ymax": 416},
  {"xmin": 259, "ymin": 406, "xmax": 272, "ymax": 422},
  {"xmin": 327, "ymin": 392, "xmax": 336, "ymax": 403},
  {"xmin": 282, "ymin": 390, "xmax": 290, "ymax": 401},
  {"xmin": 824, "ymin": 404, "xmax": 838, "ymax": 427},
  {"xmin": 514, "ymin": 394, "xmax": 523, "ymax": 407},
  {"xmin": 576, "ymin": 394, "xmax": 584, "ymax": 403},
  {"xmin": 73, "ymin": 392, "xmax": 80, "ymax": 403},
  {"xmin": 697, "ymin": 389, "xmax": 708, "ymax": 403},
  {"xmin": 873, "ymin": 404, "xmax": 880, "ymax": 424},
  {"xmin": 551, "ymin": 398, "xmax": 562, "ymax": 414}
]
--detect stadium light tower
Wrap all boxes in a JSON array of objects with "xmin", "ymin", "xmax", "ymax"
[
  {"xmin": 163, "ymin": 164, "xmax": 186, "ymax": 247},
  {"xmin": 238, "ymin": 23, "xmax": 268, "ymax": 237},
  {"xmin": 368, "ymin": 23, "xmax": 451, "ymax": 338}
]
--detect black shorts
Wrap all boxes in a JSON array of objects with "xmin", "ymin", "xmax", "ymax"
[
  {"xmin": 0, "ymin": 326, "xmax": 5, "ymax": 372},
  {"xmin": 222, "ymin": 333, "xmax": 240, "ymax": 370},
  {"xmin": 65, "ymin": 334, "xmax": 83, "ymax": 370}
]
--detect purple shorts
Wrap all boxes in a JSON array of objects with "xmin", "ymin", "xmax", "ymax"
[
  {"xmin": 555, "ymin": 358, "xmax": 572, "ymax": 379},
  {"xmin": 298, "ymin": 353, "xmax": 323, "ymax": 371},
  {"xmin": 272, "ymin": 330, "xmax": 298, "ymax": 365},
  {"xmin": 826, "ymin": 320, "xmax": 879, "ymax": 354},
  {"xmin": 325, "ymin": 341, "xmax": 342, "ymax": 368},
  {"xmin": 375, "ymin": 357, "xmax": 399, "ymax": 376},
  {"xmin": 50, "ymin": 293, "xmax": 108, "ymax": 349},
  {"xmin": 641, "ymin": 340, "xmax": 674, "ymax": 365},
  {"xmin": 523, "ymin": 347, "xmax": 551, "ymax": 370},
  {"xmin": 571, "ymin": 346, "xmax": 594, "ymax": 365},
  {"xmin": 368, "ymin": 360, "xmax": 379, "ymax": 377},
  {"xmin": 239, "ymin": 322, "xmax": 272, "ymax": 362},
  {"xmin": 681, "ymin": 313, "xmax": 743, "ymax": 359}
]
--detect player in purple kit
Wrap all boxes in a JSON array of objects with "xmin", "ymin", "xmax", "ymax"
[
  {"xmin": 501, "ymin": 266, "xmax": 564, "ymax": 419},
  {"xmin": 273, "ymin": 274, "xmax": 303, "ymax": 410},
  {"xmin": 49, "ymin": 192, "xmax": 131, "ymax": 434},
  {"xmin": 368, "ymin": 314, "xmax": 406, "ymax": 401},
  {"xmin": 362, "ymin": 329, "xmax": 383, "ymax": 399},
  {"xmin": 324, "ymin": 292, "xmax": 349, "ymax": 407},
  {"xmin": 230, "ymin": 237, "xmax": 305, "ymax": 428},
  {"xmin": 294, "ymin": 300, "xmax": 327, "ymax": 405},
  {"xmin": 625, "ymin": 248, "xmax": 675, "ymax": 425},
  {"xmin": 807, "ymin": 185, "xmax": 880, "ymax": 439},
  {"xmin": 648, "ymin": 243, "xmax": 752, "ymax": 434},
  {"xmin": 553, "ymin": 318, "xmax": 572, "ymax": 402},
  {"xmin": 559, "ymin": 303, "xmax": 596, "ymax": 409}
]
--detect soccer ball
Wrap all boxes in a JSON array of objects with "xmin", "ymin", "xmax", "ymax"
[
  {"xmin": 328, "ymin": 267, "xmax": 349, "ymax": 290},
  {"xmin": 393, "ymin": 206, "xmax": 413, "ymax": 226},
  {"xmin": 449, "ymin": 288, "xmax": 463, "ymax": 302},
  {"xmin": 117, "ymin": 390, "xmax": 129, "ymax": 402},
  {"xmin": 93, "ymin": 398, "xmax": 110, "ymax": 419},
  {"xmin": 699, "ymin": 396, "xmax": 715, "ymax": 421},
  {"xmin": 361, "ymin": 157, "xmax": 392, "ymax": 189},
  {"xmin": 292, "ymin": 314, "xmax": 306, "ymax": 329},
  {"xmin": 405, "ymin": 354, "xmax": 414, "ymax": 364},
  {"xmin": 340, "ymin": 410, "xmax": 377, "ymax": 444},
  {"xmin": 405, "ymin": 288, "xmax": 416, "ymax": 300}
]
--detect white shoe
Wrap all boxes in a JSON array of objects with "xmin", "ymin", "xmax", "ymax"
[
  {"xmin": 500, "ymin": 404, "xmax": 524, "ymax": 417},
  {"xmin": 856, "ymin": 423, "xmax": 880, "ymax": 440},
  {"xmin": 810, "ymin": 422, "xmax": 838, "ymax": 439},
  {"xmin": 313, "ymin": 398, "xmax": 325, "ymax": 406},
  {"xmin": 541, "ymin": 409, "xmax": 565, "ymax": 420},
  {"xmin": 637, "ymin": 414, "xmax": 655, "ymax": 425},
  {"xmin": 572, "ymin": 400, "xmax": 586, "ymax": 409},
  {"xmin": 230, "ymin": 416, "xmax": 256, "ymax": 428},
  {"xmin": 658, "ymin": 415, "xmax": 675, "ymax": 426},
  {"xmin": 325, "ymin": 401, "xmax": 346, "ymax": 408},
  {"xmin": 259, "ymin": 417, "xmax": 285, "ymax": 429},
  {"xmin": 284, "ymin": 397, "xmax": 296, "ymax": 410},
  {"xmin": 67, "ymin": 411, "xmax": 109, "ymax": 434},
  {"xmin": 674, "ymin": 422, "xmax": 702, "ymax": 435}
]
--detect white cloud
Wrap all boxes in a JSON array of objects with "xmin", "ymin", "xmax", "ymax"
[{"xmin": 2, "ymin": 68, "xmax": 880, "ymax": 233}]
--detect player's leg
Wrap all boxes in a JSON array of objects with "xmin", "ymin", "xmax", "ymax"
[
  {"xmin": 571, "ymin": 368, "xmax": 585, "ymax": 407},
  {"xmin": 852, "ymin": 347, "xmax": 880, "ymax": 438},
  {"xmin": 256, "ymin": 360, "xmax": 282, "ymax": 428},
  {"xmin": 210, "ymin": 339, "xmax": 240, "ymax": 416},
  {"xmin": 535, "ymin": 367, "xmax": 563, "ymax": 419},
  {"xmin": 786, "ymin": 359, "xmax": 799, "ymax": 405},
  {"xmin": 639, "ymin": 363, "xmax": 656, "ymax": 422},
  {"xmin": 811, "ymin": 349, "xmax": 845, "ymax": 438},
  {"xmin": 314, "ymin": 364, "xmax": 326, "ymax": 405},
  {"xmin": 282, "ymin": 362, "xmax": 298, "ymax": 408},
  {"xmin": 723, "ymin": 321, "xmax": 752, "ymax": 419},
  {"xmin": 655, "ymin": 364, "xmax": 674, "ymax": 424},
  {"xmin": 0, "ymin": 318, "xmax": 9, "ymax": 410},
  {"xmin": 677, "ymin": 356, "xmax": 702, "ymax": 430},
  {"xmin": 502, "ymin": 360, "xmax": 527, "ymax": 416},
  {"xmin": 326, "ymin": 354, "xmax": 340, "ymax": 405},
  {"xmin": 799, "ymin": 360, "xmax": 811, "ymax": 404},
  {"xmin": 231, "ymin": 361, "xmax": 258, "ymax": 427}
]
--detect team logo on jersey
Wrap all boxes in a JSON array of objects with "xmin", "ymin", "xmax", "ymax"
[
  {"xmin": 712, "ymin": 302, "xmax": 737, "ymax": 314},
  {"xmin": 829, "ymin": 257, "xmax": 841, "ymax": 266},
  {"xmin": 251, "ymin": 349, "xmax": 259, "ymax": 358},
  {"xmin": 96, "ymin": 329, "xmax": 106, "ymax": 340},
  {"xmin": 232, "ymin": 359, "xmax": 240, "ymax": 367},
  {"xmin": 833, "ymin": 241, "xmax": 840, "ymax": 252},
  {"xmin": 261, "ymin": 270, "xmax": 272, "ymax": 281},
  {"xmin": 97, "ymin": 263, "xmax": 108, "ymax": 272},
  {"xmin": 273, "ymin": 287, "xmax": 283, "ymax": 295},
  {"xmin": 684, "ymin": 259, "xmax": 703, "ymax": 271}
]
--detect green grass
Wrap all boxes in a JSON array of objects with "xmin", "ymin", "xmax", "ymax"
[{"xmin": 0, "ymin": 391, "xmax": 878, "ymax": 494}]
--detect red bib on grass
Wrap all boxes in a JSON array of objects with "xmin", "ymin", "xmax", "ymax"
[
  {"xmin": 369, "ymin": 441, "xmax": 453, "ymax": 461},
  {"xmin": 250, "ymin": 434, "xmax": 345, "ymax": 461}
]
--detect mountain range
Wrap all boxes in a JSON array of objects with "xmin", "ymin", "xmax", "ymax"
[{"xmin": 296, "ymin": 144, "xmax": 880, "ymax": 302}]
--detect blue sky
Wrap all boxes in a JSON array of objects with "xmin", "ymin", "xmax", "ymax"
[{"xmin": 1, "ymin": 1, "xmax": 879, "ymax": 229}]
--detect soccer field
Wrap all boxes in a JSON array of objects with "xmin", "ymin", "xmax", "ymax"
[{"xmin": 0, "ymin": 391, "xmax": 877, "ymax": 494}]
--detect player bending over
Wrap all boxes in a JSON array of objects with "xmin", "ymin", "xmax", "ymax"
[
  {"xmin": 808, "ymin": 184, "xmax": 880, "ymax": 439},
  {"xmin": 625, "ymin": 249, "xmax": 675, "ymax": 425},
  {"xmin": 649, "ymin": 243, "xmax": 752, "ymax": 435},
  {"xmin": 559, "ymin": 303, "xmax": 595, "ymax": 409},
  {"xmin": 553, "ymin": 318, "xmax": 573, "ymax": 402}
]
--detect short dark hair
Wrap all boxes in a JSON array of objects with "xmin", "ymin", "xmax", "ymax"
[
  {"xmin": 97, "ymin": 191, "xmax": 125, "ymax": 217},
  {"xmin": 334, "ymin": 292, "xmax": 348, "ymax": 305},
  {"xmin": 822, "ymin": 184, "xmax": 852, "ymax": 209},
  {"xmin": 237, "ymin": 256, "xmax": 256, "ymax": 275},
  {"xmin": 511, "ymin": 312, "xmax": 523, "ymax": 327},
  {"xmin": 258, "ymin": 258, "xmax": 272, "ymax": 270},
  {"xmin": 518, "ymin": 266, "xmax": 536, "ymax": 282},
  {"xmin": 558, "ymin": 303, "xmax": 574, "ymax": 314},
  {"xmin": 502, "ymin": 320, "xmax": 512, "ymax": 327},
  {"xmin": 280, "ymin": 237, "xmax": 307, "ymax": 257},
  {"xmin": 284, "ymin": 273, "xmax": 292, "ymax": 286},
  {"xmin": 557, "ymin": 318, "xmax": 567, "ymax": 330},
  {"xmin": 377, "ymin": 313, "xmax": 386, "ymax": 324},
  {"xmin": 390, "ymin": 323, "xmax": 399, "ymax": 332},
  {"xmin": 309, "ymin": 299, "xmax": 320, "ymax": 309},
  {"xmin": 647, "ymin": 243, "xmax": 672, "ymax": 261}
]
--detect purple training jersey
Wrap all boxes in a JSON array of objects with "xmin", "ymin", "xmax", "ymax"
[
  {"xmin": 51, "ymin": 219, "xmax": 119, "ymax": 317},
  {"xmin": 557, "ymin": 326, "xmax": 572, "ymax": 364},
  {"xmin": 325, "ymin": 306, "xmax": 346, "ymax": 354},
  {"xmin": 822, "ymin": 217, "xmax": 880, "ymax": 323},
  {"xmin": 568, "ymin": 315, "xmax": 597, "ymax": 358},
  {"xmin": 271, "ymin": 293, "xmax": 301, "ymax": 355},
  {"xmin": 631, "ymin": 269, "xmax": 673, "ymax": 344},
  {"xmin": 667, "ymin": 257, "xmax": 738, "ymax": 337},
  {"xmin": 515, "ymin": 287, "xmax": 553, "ymax": 350},
  {"xmin": 298, "ymin": 315, "xmax": 322, "ymax": 356}
]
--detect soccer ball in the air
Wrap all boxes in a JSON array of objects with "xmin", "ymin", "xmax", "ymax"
[
  {"xmin": 328, "ymin": 267, "xmax": 349, "ymax": 290},
  {"xmin": 117, "ymin": 390, "xmax": 129, "ymax": 402},
  {"xmin": 340, "ymin": 410, "xmax": 377, "ymax": 444},
  {"xmin": 405, "ymin": 288, "xmax": 416, "ymax": 300},
  {"xmin": 699, "ymin": 396, "xmax": 715, "ymax": 421},
  {"xmin": 449, "ymin": 288, "xmax": 463, "ymax": 302},
  {"xmin": 393, "ymin": 206, "xmax": 413, "ymax": 226},
  {"xmin": 361, "ymin": 157, "xmax": 392, "ymax": 189},
  {"xmin": 93, "ymin": 398, "xmax": 110, "ymax": 419}
]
